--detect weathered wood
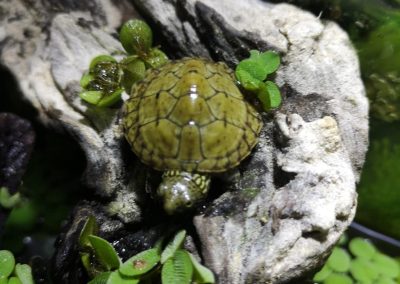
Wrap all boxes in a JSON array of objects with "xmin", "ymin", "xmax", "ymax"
[{"xmin": 0, "ymin": 0, "xmax": 368, "ymax": 283}]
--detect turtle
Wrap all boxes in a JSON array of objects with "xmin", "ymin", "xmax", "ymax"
[{"xmin": 122, "ymin": 58, "xmax": 262, "ymax": 214}]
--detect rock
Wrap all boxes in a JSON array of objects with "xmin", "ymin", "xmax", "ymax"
[{"xmin": 0, "ymin": 0, "xmax": 368, "ymax": 283}]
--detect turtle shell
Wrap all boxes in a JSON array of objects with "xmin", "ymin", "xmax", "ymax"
[{"xmin": 122, "ymin": 58, "xmax": 262, "ymax": 173}]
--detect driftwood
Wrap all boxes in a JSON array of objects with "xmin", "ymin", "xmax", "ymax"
[{"xmin": 0, "ymin": 0, "xmax": 368, "ymax": 283}]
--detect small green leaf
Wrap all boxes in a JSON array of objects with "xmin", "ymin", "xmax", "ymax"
[
  {"xmin": 14, "ymin": 264, "xmax": 34, "ymax": 284},
  {"xmin": 313, "ymin": 265, "xmax": 332, "ymax": 282},
  {"xmin": 161, "ymin": 250, "xmax": 193, "ymax": 284},
  {"xmin": 119, "ymin": 248, "xmax": 160, "ymax": 277},
  {"xmin": 79, "ymin": 216, "xmax": 99, "ymax": 248},
  {"xmin": 264, "ymin": 81, "xmax": 282, "ymax": 108},
  {"xmin": 373, "ymin": 253, "xmax": 400, "ymax": 278},
  {"xmin": 188, "ymin": 253, "xmax": 215, "ymax": 284},
  {"xmin": 0, "ymin": 187, "xmax": 21, "ymax": 209},
  {"xmin": 256, "ymin": 82, "xmax": 280, "ymax": 111},
  {"xmin": 350, "ymin": 258, "xmax": 378, "ymax": 283},
  {"xmin": 236, "ymin": 59, "xmax": 267, "ymax": 83},
  {"xmin": 376, "ymin": 276, "xmax": 397, "ymax": 284},
  {"xmin": 0, "ymin": 250, "xmax": 15, "ymax": 278},
  {"xmin": 145, "ymin": 48, "xmax": 169, "ymax": 69},
  {"xmin": 80, "ymin": 73, "xmax": 94, "ymax": 88},
  {"xmin": 79, "ymin": 91, "xmax": 103, "ymax": 105},
  {"xmin": 361, "ymin": 257, "xmax": 380, "ymax": 281},
  {"xmin": 88, "ymin": 272, "xmax": 112, "ymax": 284},
  {"xmin": 120, "ymin": 57, "xmax": 146, "ymax": 92},
  {"xmin": 249, "ymin": 50, "xmax": 280, "ymax": 75},
  {"xmin": 349, "ymin": 238, "xmax": 376, "ymax": 260},
  {"xmin": 161, "ymin": 230, "xmax": 186, "ymax": 264},
  {"xmin": 89, "ymin": 55, "xmax": 117, "ymax": 71},
  {"xmin": 107, "ymin": 270, "xmax": 138, "ymax": 284},
  {"xmin": 119, "ymin": 20, "xmax": 153, "ymax": 55},
  {"xmin": 97, "ymin": 89, "xmax": 124, "ymax": 107},
  {"xmin": 7, "ymin": 277, "xmax": 22, "ymax": 284},
  {"xmin": 161, "ymin": 259, "xmax": 175, "ymax": 284},
  {"xmin": 80, "ymin": 253, "xmax": 93, "ymax": 276},
  {"xmin": 90, "ymin": 61, "xmax": 122, "ymax": 88},
  {"xmin": 235, "ymin": 49, "xmax": 281, "ymax": 96},
  {"xmin": 0, "ymin": 277, "xmax": 7, "ymax": 284},
  {"xmin": 88, "ymin": 235, "xmax": 121, "ymax": 271},
  {"xmin": 235, "ymin": 69, "xmax": 261, "ymax": 91},
  {"xmin": 327, "ymin": 248, "xmax": 351, "ymax": 273},
  {"xmin": 324, "ymin": 272, "xmax": 353, "ymax": 284}
]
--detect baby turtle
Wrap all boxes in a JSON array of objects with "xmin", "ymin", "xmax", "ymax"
[{"xmin": 122, "ymin": 58, "xmax": 262, "ymax": 214}]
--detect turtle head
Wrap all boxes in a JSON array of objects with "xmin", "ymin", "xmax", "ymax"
[{"xmin": 157, "ymin": 171, "xmax": 210, "ymax": 215}]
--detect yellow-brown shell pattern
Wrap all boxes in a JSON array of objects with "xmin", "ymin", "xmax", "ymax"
[{"xmin": 122, "ymin": 58, "xmax": 262, "ymax": 173}]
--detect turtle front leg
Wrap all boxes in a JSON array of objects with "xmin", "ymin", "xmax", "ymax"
[{"xmin": 157, "ymin": 170, "xmax": 210, "ymax": 214}]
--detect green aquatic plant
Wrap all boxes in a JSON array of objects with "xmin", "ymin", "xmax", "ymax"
[
  {"xmin": 0, "ymin": 187, "xmax": 21, "ymax": 209},
  {"xmin": 79, "ymin": 20, "xmax": 168, "ymax": 107},
  {"xmin": 0, "ymin": 250, "xmax": 35, "ymax": 284},
  {"xmin": 79, "ymin": 55, "xmax": 124, "ymax": 107},
  {"xmin": 357, "ymin": 19, "xmax": 400, "ymax": 122},
  {"xmin": 347, "ymin": 1, "xmax": 400, "ymax": 122},
  {"xmin": 356, "ymin": 127, "xmax": 400, "ymax": 239},
  {"xmin": 119, "ymin": 19, "xmax": 153, "ymax": 56},
  {"xmin": 235, "ymin": 50, "xmax": 282, "ymax": 110},
  {"xmin": 314, "ymin": 235, "xmax": 400, "ymax": 284},
  {"xmin": 79, "ymin": 216, "xmax": 215, "ymax": 284}
]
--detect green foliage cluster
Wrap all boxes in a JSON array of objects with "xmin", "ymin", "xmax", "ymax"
[
  {"xmin": 314, "ymin": 236, "xmax": 400, "ymax": 284},
  {"xmin": 79, "ymin": 216, "xmax": 215, "ymax": 284},
  {"xmin": 356, "ymin": 124, "xmax": 400, "ymax": 239},
  {"xmin": 0, "ymin": 250, "xmax": 34, "ymax": 284},
  {"xmin": 79, "ymin": 55, "xmax": 124, "ymax": 107},
  {"xmin": 235, "ymin": 50, "xmax": 282, "ymax": 110},
  {"xmin": 79, "ymin": 20, "xmax": 168, "ymax": 107},
  {"xmin": 357, "ymin": 19, "xmax": 400, "ymax": 122}
]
